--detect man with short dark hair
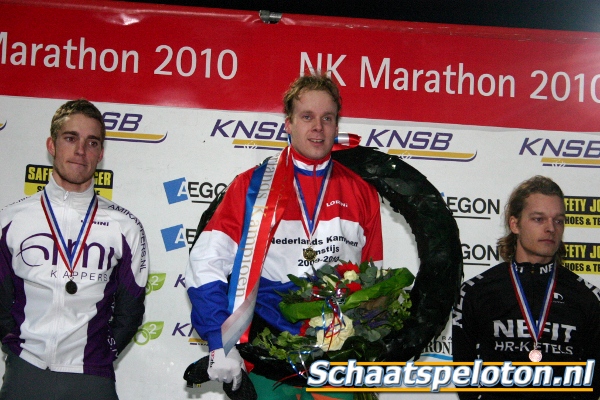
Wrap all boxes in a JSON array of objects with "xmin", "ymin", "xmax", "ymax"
[
  {"xmin": 452, "ymin": 175, "xmax": 600, "ymax": 399},
  {"xmin": 0, "ymin": 99, "xmax": 149, "ymax": 399},
  {"xmin": 186, "ymin": 74, "xmax": 383, "ymax": 399}
]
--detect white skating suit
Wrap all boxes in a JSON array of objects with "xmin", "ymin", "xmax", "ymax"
[{"xmin": 0, "ymin": 176, "xmax": 148, "ymax": 380}]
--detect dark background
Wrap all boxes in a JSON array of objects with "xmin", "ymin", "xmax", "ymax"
[{"xmin": 124, "ymin": 0, "xmax": 600, "ymax": 32}]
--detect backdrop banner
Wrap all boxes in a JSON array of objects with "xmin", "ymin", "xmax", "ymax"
[{"xmin": 1, "ymin": 0, "xmax": 600, "ymax": 398}]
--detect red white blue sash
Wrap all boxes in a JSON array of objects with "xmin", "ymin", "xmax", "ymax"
[
  {"xmin": 508, "ymin": 261, "xmax": 557, "ymax": 347},
  {"xmin": 41, "ymin": 189, "xmax": 98, "ymax": 278},
  {"xmin": 222, "ymin": 148, "xmax": 293, "ymax": 354}
]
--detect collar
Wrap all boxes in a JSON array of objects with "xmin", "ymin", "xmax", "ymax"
[
  {"xmin": 513, "ymin": 260, "xmax": 556, "ymax": 275},
  {"xmin": 290, "ymin": 146, "xmax": 332, "ymax": 174},
  {"xmin": 44, "ymin": 174, "xmax": 96, "ymax": 210}
]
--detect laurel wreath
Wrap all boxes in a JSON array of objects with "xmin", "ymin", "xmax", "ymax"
[{"xmin": 191, "ymin": 145, "xmax": 463, "ymax": 386}]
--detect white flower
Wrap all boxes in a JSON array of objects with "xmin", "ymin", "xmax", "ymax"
[
  {"xmin": 376, "ymin": 268, "xmax": 390, "ymax": 278},
  {"xmin": 343, "ymin": 270, "xmax": 359, "ymax": 282},
  {"xmin": 309, "ymin": 314, "xmax": 355, "ymax": 351}
]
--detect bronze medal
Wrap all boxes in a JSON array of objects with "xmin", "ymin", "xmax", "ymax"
[
  {"xmin": 529, "ymin": 349, "xmax": 542, "ymax": 362},
  {"xmin": 65, "ymin": 280, "xmax": 78, "ymax": 295},
  {"xmin": 303, "ymin": 247, "xmax": 317, "ymax": 261}
]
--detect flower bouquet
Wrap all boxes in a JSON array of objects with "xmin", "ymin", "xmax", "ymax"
[{"xmin": 251, "ymin": 260, "xmax": 414, "ymax": 398}]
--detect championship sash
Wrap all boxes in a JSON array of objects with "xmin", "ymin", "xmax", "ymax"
[{"xmin": 221, "ymin": 147, "xmax": 293, "ymax": 354}]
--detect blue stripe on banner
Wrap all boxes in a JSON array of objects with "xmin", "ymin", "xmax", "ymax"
[
  {"xmin": 222, "ymin": 285, "xmax": 257, "ymax": 354},
  {"xmin": 226, "ymin": 159, "xmax": 268, "ymax": 314}
]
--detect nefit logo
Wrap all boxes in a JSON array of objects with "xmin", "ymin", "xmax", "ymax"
[
  {"xmin": 160, "ymin": 225, "xmax": 197, "ymax": 251},
  {"xmin": 519, "ymin": 137, "xmax": 600, "ymax": 168},
  {"xmin": 134, "ymin": 321, "xmax": 164, "ymax": 345},
  {"xmin": 145, "ymin": 273, "xmax": 166, "ymax": 295},
  {"xmin": 365, "ymin": 129, "xmax": 476, "ymax": 162},
  {"xmin": 102, "ymin": 112, "xmax": 167, "ymax": 143},
  {"xmin": 211, "ymin": 118, "xmax": 288, "ymax": 151},
  {"xmin": 163, "ymin": 177, "xmax": 227, "ymax": 205}
]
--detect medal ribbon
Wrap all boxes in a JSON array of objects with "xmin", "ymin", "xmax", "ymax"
[
  {"xmin": 222, "ymin": 147, "xmax": 293, "ymax": 354},
  {"xmin": 293, "ymin": 160, "xmax": 332, "ymax": 238},
  {"xmin": 508, "ymin": 261, "xmax": 557, "ymax": 347},
  {"xmin": 41, "ymin": 189, "xmax": 98, "ymax": 279}
]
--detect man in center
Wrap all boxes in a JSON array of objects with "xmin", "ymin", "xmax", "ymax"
[{"xmin": 185, "ymin": 74, "xmax": 383, "ymax": 398}]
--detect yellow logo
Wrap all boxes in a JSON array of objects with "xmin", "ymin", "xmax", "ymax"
[{"xmin": 24, "ymin": 164, "xmax": 114, "ymax": 200}]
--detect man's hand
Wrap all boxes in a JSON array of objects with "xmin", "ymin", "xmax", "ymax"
[{"xmin": 207, "ymin": 347, "xmax": 245, "ymax": 391}]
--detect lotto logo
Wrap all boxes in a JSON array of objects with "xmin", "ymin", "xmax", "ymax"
[
  {"xmin": 163, "ymin": 177, "xmax": 188, "ymax": 204},
  {"xmin": 160, "ymin": 224, "xmax": 187, "ymax": 251}
]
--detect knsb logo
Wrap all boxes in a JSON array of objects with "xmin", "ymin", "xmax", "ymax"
[
  {"xmin": 519, "ymin": 137, "xmax": 600, "ymax": 168},
  {"xmin": 0, "ymin": 119, "xmax": 6, "ymax": 131},
  {"xmin": 365, "ymin": 128, "xmax": 476, "ymax": 162},
  {"xmin": 146, "ymin": 273, "xmax": 166, "ymax": 295},
  {"xmin": 442, "ymin": 193, "xmax": 501, "ymax": 220},
  {"xmin": 102, "ymin": 112, "xmax": 167, "ymax": 143},
  {"xmin": 160, "ymin": 224, "xmax": 197, "ymax": 251},
  {"xmin": 462, "ymin": 243, "xmax": 500, "ymax": 267},
  {"xmin": 134, "ymin": 321, "xmax": 164, "ymax": 345},
  {"xmin": 563, "ymin": 242, "xmax": 600, "ymax": 274},
  {"xmin": 421, "ymin": 335, "xmax": 452, "ymax": 361},
  {"xmin": 172, "ymin": 322, "xmax": 207, "ymax": 346},
  {"xmin": 210, "ymin": 118, "xmax": 288, "ymax": 151},
  {"xmin": 174, "ymin": 274, "xmax": 186, "ymax": 289},
  {"xmin": 564, "ymin": 196, "xmax": 600, "ymax": 228},
  {"xmin": 24, "ymin": 164, "xmax": 113, "ymax": 199},
  {"xmin": 163, "ymin": 177, "xmax": 227, "ymax": 205}
]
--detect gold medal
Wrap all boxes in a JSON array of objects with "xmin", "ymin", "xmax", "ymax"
[
  {"xmin": 529, "ymin": 349, "xmax": 542, "ymax": 362},
  {"xmin": 303, "ymin": 247, "xmax": 317, "ymax": 261}
]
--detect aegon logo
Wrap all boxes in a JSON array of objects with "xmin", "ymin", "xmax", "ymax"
[
  {"xmin": 462, "ymin": 243, "xmax": 500, "ymax": 266},
  {"xmin": 443, "ymin": 194, "xmax": 501, "ymax": 220},
  {"xmin": 519, "ymin": 137, "xmax": 600, "ymax": 168},
  {"xmin": 365, "ymin": 129, "xmax": 476, "ymax": 162},
  {"xmin": 163, "ymin": 177, "xmax": 227, "ymax": 205},
  {"xmin": 420, "ymin": 335, "xmax": 452, "ymax": 361},
  {"xmin": 160, "ymin": 225, "xmax": 198, "ymax": 251},
  {"xmin": 102, "ymin": 112, "xmax": 167, "ymax": 143},
  {"xmin": 211, "ymin": 119, "xmax": 287, "ymax": 151}
]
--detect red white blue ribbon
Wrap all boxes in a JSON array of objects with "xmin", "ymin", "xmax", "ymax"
[
  {"xmin": 508, "ymin": 261, "xmax": 557, "ymax": 347},
  {"xmin": 293, "ymin": 160, "xmax": 332, "ymax": 237},
  {"xmin": 41, "ymin": 189, "xmax": 98, "ymax": 278},
  {"xmin": 332, "ymin": 132, "xmax": 361, "ymax": 151}
]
